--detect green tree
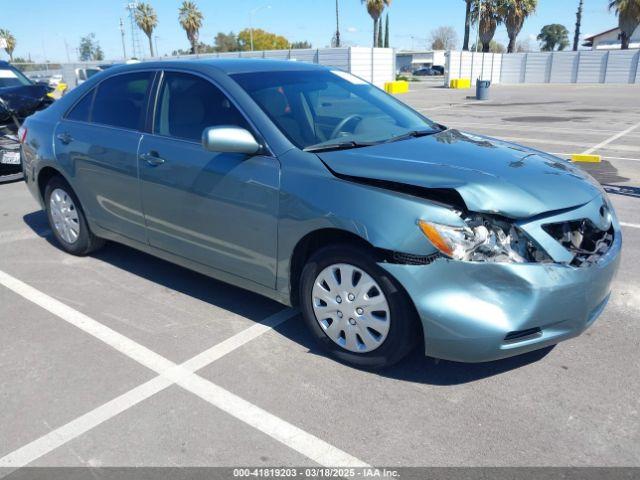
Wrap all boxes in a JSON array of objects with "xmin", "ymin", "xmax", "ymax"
[
  {"xmin": 609, "ymin": 0, "xmax": 640, "ymax": 49},
  {"xmin": 237, "ymin": 29, "xmax": 290, "ymax": 51},
  {"xmin": 290, "ymin": 41, "xmax": 312, "ymax": 49},
  {"xmin": 537, "ymin": 24, "xmax": 570, "ymax": 51},
  {"xmin": 384, "ymin": 14, "xmax": 390, "ymax": 47},
  {"xmin": 500, "ymin": 0, "xmax": 538, "ymax": 53},
  {"xmin": 471, "ymin": 39, "xmax": 506, "ymax": 53},
  {"xmin": 135, "ymin": 2, "xmax": 158, "ymax": 57},
  {"xmin": 78, "ymin": 33, "xmax": 102, "ymax": 61},
  {"xmin": 172, "ymin": 42, "xmax": 214, "ymax": 55},
  {"xmin": 462, "ymin": 0, "xmax": 472, "ymax": 50},
  {"xmin": 334, "ymin": 0, "xmax": 341, "ymax": 47},
  {"xmin": 214, "ymin": 32, "xmax": 239, "ymax": 52},
  {"xmin": 573, "ymin": 0, "xmax": 583, "ymax": 51},
  {"xmin": 360, "ymin": 0, "xmax": 392, "ymax": 48},
  {"xmin": 0, "ymin": 29, "xmax": 16, "ymax": 62},
  {"xmin": 94, "ymin": 44, "xmax": 104, "ymax": 61},
  {"xmin": 178, "ymin": 1, "xmax": 203, "ymax": 54},
  {"xmin": 471, "ymin": 0, "xmax": 503, "ymax": 53},
  {"xmin": 377, "ymin": 16, "xmax": 384, "ymax": 46}
]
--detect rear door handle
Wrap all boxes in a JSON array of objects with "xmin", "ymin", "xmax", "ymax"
[
  {"xmin": 56, "ymin": 132, "xmax": 73, "ymax": 144},
  {"xmin": 140, "ymin": 152, "xmax": 166, "ymax": 167}
]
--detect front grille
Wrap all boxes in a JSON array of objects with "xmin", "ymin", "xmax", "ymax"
[
  {"xmin": 391, "ymin": 251, "xmax": 440, "ymax": 265},
  {"xmin": 543, "ymin": 219, "xmax": 614, "ymax": 267}
]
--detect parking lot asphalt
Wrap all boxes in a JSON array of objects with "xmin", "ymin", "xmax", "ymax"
[{"xmin": 0, "ymin": 84, "xmax": 639, "ymax": 469}]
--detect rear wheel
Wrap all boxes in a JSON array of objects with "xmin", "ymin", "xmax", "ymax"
[
  {"xmin": 299, "ymin": 244, "xmax": 419, "ymax": 369},
  {"xmin": 44, "ymin": 176, "xmax": 105, "ymax": 256}
]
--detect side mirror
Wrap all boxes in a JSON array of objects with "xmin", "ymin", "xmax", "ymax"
[{"xmin": 202, "ymin": 126, "xmax": 261, "ymax": 155}]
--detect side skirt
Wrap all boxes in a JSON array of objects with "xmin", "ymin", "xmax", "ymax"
[{"xmin": 90, "ymin": 223, "xmax": 292, "ymax": 307}]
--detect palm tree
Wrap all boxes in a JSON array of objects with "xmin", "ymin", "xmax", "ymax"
[
  {"xmin": 471, "ymin": 0, "xmax": 503, "ymax": 53},
  {"xmin": 179, "ymin": 1, "xmax": 204, "ymax": 54},
  {"xmin": 135, "ymin": 2, "xmax": 158, "ymax": 57},
  {"xmin": 609, "ymin": 0, "xmax": 640, "ymax": 49},
  {"xmin": 573, "ymin": 0, "xmax": 583, "ymax": 51},
  {"xmin": 360, "ymin": 0, "xmax": 392, "ymax": 48},
  {"xmin": 0, "ymin": 29, "xmax": 16, "ymax": 62},
  {"xmin": 334, "ymin": 0, "xmax": 341, "ymax": 47},
  {"xmin": 500, "ymin": 0, "xmax": 538, "ymax": 53},
  {"xmin": 463, "ymin": 0, "xmax": 472, "ymax": 51}
]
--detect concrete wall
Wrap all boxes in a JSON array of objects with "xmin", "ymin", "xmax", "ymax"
[
  {"xmin": 446, "ymin": 49, "xmax": 640, "ymax": 86},
  {"xmin": 16, "ymin": 47, "xmax": 396, "ymax": 91}
]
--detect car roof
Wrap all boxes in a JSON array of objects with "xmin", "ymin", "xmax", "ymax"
[{"xmin": 104, "ymin": 58, "xmax": 330, "ymax": 76}]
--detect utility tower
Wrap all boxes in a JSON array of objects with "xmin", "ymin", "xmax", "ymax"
[{"xmin": 125, "ymin": 2, "xmax": 143, "ymax": 59}]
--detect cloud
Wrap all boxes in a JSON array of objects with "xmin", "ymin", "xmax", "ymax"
[{"xmin": 347, "ymin": 26, "xmax": 358, "ymax": 33}]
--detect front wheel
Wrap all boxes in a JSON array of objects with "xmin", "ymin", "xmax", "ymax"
[
  {"xmin": 44, "ymin": 175, "xmax": 105, "ymax": 256},
  {"xmin": 299, "ymin": 244, "xmax": 419, "ymax": 369}
]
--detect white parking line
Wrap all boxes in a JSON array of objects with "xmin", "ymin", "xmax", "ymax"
[
  {"xmin": 493, "ymin": 136, "xmax": 640, "ymax": 153},
  {"xmin": 621, "ymin": 222, "xmax": 640, "ymax": 229},
  {"xmin": 583, "ymin": 121, "xmax": 640, "ymax": 155},
  {"xmin": 445, "ymin": 121, "xmax": 640, "ymax": 136},
  {"xmin": 0, "ymin": 270, "xmax": 368, "ymax": 468}
]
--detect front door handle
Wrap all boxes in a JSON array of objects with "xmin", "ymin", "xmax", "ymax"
[
  {"xmin": 140, "ymin": 152, "xmax": 166, "ymax": 167},
  {"xmin": 56, "ymin": 132, "xmax": 73, "ymax": 144}
]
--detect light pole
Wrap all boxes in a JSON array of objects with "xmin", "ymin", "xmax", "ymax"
[
  {"xmin": 119, "ymin": 18, "xmax": 128, "ymax": 60},
  {"xmin": 56, "ymin": 34, "xmax": 71, "ymax": 63},
  {"xmin": 249, "ymin": 4, "xmax": 271, "ymax": 51}
]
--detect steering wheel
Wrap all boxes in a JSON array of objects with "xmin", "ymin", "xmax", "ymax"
[{"xmin": 330, "ymin": 114, "xmax": 363, "ymax": 140}]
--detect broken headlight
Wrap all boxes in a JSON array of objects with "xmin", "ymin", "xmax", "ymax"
[{"xmin": 418, "ymin": 215, "xmax": 551, "ymax": 264}]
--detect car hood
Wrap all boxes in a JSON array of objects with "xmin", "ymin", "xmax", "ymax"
[
  {"xmin": 0, "ymin": 85, "xmax": 52, "ymax": 123},
  {"xmin": 316, "ymin": 129, "xmax": 603, "ymax": 219}
]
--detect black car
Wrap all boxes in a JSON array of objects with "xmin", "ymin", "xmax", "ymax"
[
  {"xmin": 413, "ymin": 67, "xmax": 442, "ymax": 77},
  {"xmin": 0, "ymin": 61, "xmax": 53, "ymax": 182}
]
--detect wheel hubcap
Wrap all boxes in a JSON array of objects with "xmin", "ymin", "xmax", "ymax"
[
  {"xmin": 311, "ymin": 263, "xmax": 391, "ymax": 353},
  {"xmin": 49, "ymin": 188, "xmax": 80, "ymax": 244}
]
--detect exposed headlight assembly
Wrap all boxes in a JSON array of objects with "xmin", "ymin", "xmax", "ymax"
[{"xmin": 418, "ymin": 215, "xmax": 551, "ymax": 264}]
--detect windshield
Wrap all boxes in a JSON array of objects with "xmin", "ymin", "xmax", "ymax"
[
  {"xmin": 231, "ymin": 69, "xmax": 441, "ymax": 150},
  {"xmin": 0, "ymin": 66, "xmax": 33, "ymax": 88}
]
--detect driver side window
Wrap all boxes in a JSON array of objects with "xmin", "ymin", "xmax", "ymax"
[{"xmin": 154, "ymin": 72, "xmax": 249, "ymax": 142}]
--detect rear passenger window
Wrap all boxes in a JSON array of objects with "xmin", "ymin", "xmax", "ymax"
[
  {"xmin": 91, "ymin": 72, "xmax": 152, "ymax": 130},
  {"xmin": 154, "ymin": 72, "xmax": 249, "ymax": 142},
  {"xmin": 66, "ymin": 90, "xmax": 94, "ymax": 122}
]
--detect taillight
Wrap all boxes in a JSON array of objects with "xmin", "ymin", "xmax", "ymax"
[{"xmin": 17, "ymin": 126, "xmax": 27, "ymax": 144}]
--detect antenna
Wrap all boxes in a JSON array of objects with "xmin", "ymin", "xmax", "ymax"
[{"xmin": 125, "ymin": 2, "xmax": 143, "ymax": 59}]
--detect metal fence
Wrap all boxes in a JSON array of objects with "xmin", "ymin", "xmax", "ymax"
[
  {"xmin": 446, "ymin": 49, "xmax": 640, "ymax": 86},
  {"xmin": 13, "ymin": 47, "xmax": 395, "ymax": 91}
]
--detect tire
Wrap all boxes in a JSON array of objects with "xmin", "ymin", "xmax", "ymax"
[
  {"xmin": 299, "ymin": 243, "xmax": 420, "ymax": 369},
  {"xmin": 44, "ymin": 175, "xmax": 105, "ymax": 256}
]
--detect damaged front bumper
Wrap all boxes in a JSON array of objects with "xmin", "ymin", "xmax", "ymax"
[
  {"xmin": 0, "ymin": 126, "xmax": 23, "ymax": 183},
  {"xmin": 380, "ymin": 202, "xmax": 622, "ymax": 363}
]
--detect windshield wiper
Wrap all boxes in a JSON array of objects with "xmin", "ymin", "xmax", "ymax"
[
  {"xmin": 303, "ymin": 141, "xmax": 376, "ymax": 153},
  {"xmin": 382, "ymin": 128, "xmax": 444, "ymax": 145}
]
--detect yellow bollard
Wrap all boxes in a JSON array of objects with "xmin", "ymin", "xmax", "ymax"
[
  {"xmin": 384, "ymin": 81, "xmax": 409, "ymax": 94},
  {"xmin": 571, "ymin": 154, "xmax": 602, "ymax": 163}
]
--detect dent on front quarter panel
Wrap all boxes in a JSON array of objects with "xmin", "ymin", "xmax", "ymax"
[{"xmin": 274, "ymin": 149, "xmax": 465, "ymax": 298}]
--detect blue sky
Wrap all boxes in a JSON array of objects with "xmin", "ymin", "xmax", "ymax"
[{"xmin": 0, "ymin": 0, "xmax": 620, "ymax": 62}]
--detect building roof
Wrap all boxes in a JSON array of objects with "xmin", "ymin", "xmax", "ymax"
[{"xmin": 583, "ymin": 27, "xmax": 619, "ymax": 42}]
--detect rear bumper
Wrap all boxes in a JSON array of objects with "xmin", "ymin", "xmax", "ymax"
[{"xmin": 379, "ymin": 228, "xmax": 621, "ymax": 363}]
